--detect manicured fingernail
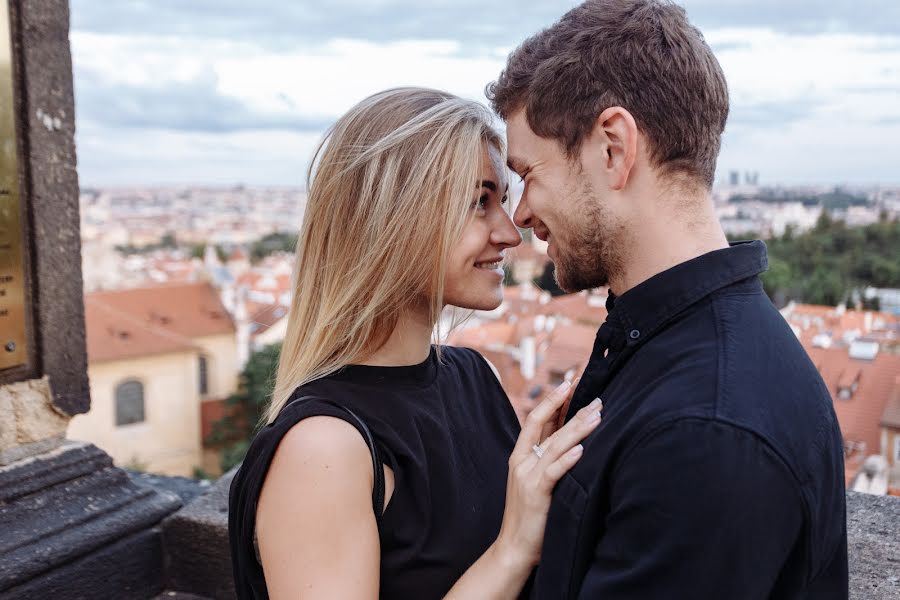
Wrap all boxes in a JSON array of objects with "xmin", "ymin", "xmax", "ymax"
[
  {"xmin": 586, "ymin": 410, "xmax": 601, "ymax": 424},
  {"xmin": 588, "ymin": 397, "xmax": 602, "ymax": 411},
  {"xmin": 567, "ymin": 444, "xmax": 584, "ymax": 457}
]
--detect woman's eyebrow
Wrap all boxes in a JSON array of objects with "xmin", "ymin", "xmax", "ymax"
[{"xmin": 480, "ymin": 180, "xmax": 498, "ymax": 191}]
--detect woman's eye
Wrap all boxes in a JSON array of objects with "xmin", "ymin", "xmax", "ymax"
[
  {"xmin": 473, "ymin": 194, "xmax": 488, "ymax": 211},
  {"xmin": 500, "ymin": 193, "xmax": 509, "ymax": 205}
]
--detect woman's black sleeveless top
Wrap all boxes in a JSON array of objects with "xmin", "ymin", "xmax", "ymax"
[{"xmin": 228, "ymin": 345, "xmax": 520, "ymax": 599}]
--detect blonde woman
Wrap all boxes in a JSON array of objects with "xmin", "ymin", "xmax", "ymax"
[{"xmin": 228, "ymin": 88, "xmax": 602, "ymax": 599}]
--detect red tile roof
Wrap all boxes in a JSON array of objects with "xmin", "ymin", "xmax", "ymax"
[
  {"xmin": 85, "ymin": 282, "xmax": 234, "ymax": 363},
  {"xmin": 85, "ymin": 298, "xmax": 198, "ymax": 363},
  {"xmin": 249, "ymin": 303, "xmax": 290, "ymax": 336},
  {"xmin": 881, "ymin": 377, "xmax": 900, "ymax": 430},
  {"xmin": 785, "ymin": 303, "xmax": 900, "ymax": 349},
  {"xmin": 805, "ymin": 344, "xmax": 900, "ymax": 459},
  {"xmin": 546, "ymin": 291, "xmax": 609, "ymax": 327}
]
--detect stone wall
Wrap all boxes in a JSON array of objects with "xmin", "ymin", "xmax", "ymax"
[{"xmin": 152, "ymin": 471, "xmax": 899, "ymax": 600}]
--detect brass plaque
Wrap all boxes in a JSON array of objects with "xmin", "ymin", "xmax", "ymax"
[{"xmin": 0, "ymin": 0, "xmax": 28, "ymax": 371}]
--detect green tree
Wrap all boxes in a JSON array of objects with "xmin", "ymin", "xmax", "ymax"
[
  {"xmin": 803, "ymin": 267, "xmax": 846, "ymax": 306},
  {"xmin": 207, "ymin": 343, "xmax": 282, "ymax": 471},
  {"xmin": 757, "ymin": 215, "xmax": 899, "ymax": 307},
  {"xmin": 760, "ymin": 256, "xmax": 794, "ymax": 307},
  {"xmin": 160, "ymin": 232, "xmax": 177, "ymax": 248},
  {"xmin": 251, "ymin": 232, "xmax": 298, "ymax": 262}
]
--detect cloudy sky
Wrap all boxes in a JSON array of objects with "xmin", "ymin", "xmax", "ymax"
[{"xmin": 70, "ymin": 0, "xmax": 900, "ymax": 187}]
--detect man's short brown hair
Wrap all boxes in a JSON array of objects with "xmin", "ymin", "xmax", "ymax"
[{"xmin": 487, "ymin": 0, "xmax": 729, "ymax": 188}]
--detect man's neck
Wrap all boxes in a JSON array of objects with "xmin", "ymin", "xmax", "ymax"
[{"xmin": 609, "ymin": 195, "xmax": 729, "ymax": 297}]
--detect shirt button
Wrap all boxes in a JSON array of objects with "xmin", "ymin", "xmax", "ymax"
[{"xmin": 629, "ymin": 329, "xmax": 641, "ymax": 340}]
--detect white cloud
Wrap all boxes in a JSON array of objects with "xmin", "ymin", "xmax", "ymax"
[
  {"xmin": 69, "ymin": 8, "xmax": 900, "ymax": 186},
  {"xmin": 215, "ymin": 39, "xmax": 507, "ymax": 118}
]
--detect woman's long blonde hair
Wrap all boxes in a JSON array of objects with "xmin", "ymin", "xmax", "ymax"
[{"xmin": 267, "ymin": 87, "xmax": 503, "ymax": 423}]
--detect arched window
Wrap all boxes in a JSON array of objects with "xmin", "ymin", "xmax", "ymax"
[
  {"xmin": 115, "ymin": 380, "xmax": 145, "ymax": 426},
  {"xmin": 198, "ymin": 355, "xmax": 209, "ymax": 396}
]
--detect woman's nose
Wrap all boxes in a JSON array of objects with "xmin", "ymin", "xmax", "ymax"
[{"xmin": 492, "ymin": 211, "xmax": 522, "ymax": 249}]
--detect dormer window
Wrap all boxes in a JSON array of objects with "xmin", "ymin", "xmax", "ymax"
[{"xmin": 836, "ymin": 366, "xmax": 861, "ymax": 400}]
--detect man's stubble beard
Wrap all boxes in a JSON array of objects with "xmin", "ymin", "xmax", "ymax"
[{"xmin": 553, "ymin": 177, "xmax": 627, "ymax": 293}]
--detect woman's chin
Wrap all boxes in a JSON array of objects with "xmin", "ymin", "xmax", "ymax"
[{"xmin": 447, "ymin": 287, "xmax": 504, "ymax": 312}]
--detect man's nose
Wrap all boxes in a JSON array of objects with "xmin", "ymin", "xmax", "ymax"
[{"xmin": 513, "ymin": 195, "xmax": 533, "ymax": 229}]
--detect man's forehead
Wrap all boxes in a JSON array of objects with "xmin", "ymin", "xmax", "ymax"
[{"xmin": 505, "ymin": 110, "xmax": 537, "ymax": 171}]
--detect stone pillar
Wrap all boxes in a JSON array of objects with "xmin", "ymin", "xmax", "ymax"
[
  {"xmin": 0, "ymin": 1, "xmax": 182, "ymax": 597},
  {"xmin": 0, "ymin": 0, "xmax": 87, "ymax": 465}
]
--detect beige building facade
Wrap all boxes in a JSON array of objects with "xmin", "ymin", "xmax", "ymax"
[
  {"xmin": 68, "ymin": 282, "xmax": 238, "ymax": 477},
  {"xmin": 71, "ymin": 351, "xmax": 202, "ymax": 475}
]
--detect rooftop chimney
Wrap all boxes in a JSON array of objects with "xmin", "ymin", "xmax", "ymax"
[{"xmin": 520, "ymin": 336, "xmax": 536, "ymax": 380}]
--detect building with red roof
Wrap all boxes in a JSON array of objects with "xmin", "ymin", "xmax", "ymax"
[{"xmin": 70, "ymin": 282, "xmax": 239, "ymax": 476}]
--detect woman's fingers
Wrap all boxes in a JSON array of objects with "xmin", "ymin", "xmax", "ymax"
[
  {"xmin": 542, "ymin": 443, "xmax": 585, "ymax": 484},
  {"xmin": 553, "ymin": 382, "xmax": 578, "ymax": 432},
  {"xmin": 534, "ymin": 398, "xmax": 602, "ymax": 487},
  {"xmin": 511, "ymin": 380, "xmax": 574, "ymax": 461},
  {"xmin": 541, "ymin": 377, "xmax": 580, "ymax": 442}
]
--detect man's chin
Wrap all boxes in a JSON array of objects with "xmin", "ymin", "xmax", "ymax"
[
  {"xmin": 553, "ymin": 264, "xmax": 583, "ymax": 294},
  {"xmin": 554, "ymin": 260, "xmax": 607, "ymax": 293}
]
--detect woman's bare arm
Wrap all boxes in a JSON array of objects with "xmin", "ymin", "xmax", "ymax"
[{"xmin": 256, "ymin": 416, "xmax": 385, "ymax": 599}]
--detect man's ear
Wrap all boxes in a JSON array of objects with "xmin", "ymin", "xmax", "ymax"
[{"xmin": 586, "ymin": 106, "xmax": 638, "ymax": 191}]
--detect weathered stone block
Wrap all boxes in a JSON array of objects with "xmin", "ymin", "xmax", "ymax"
[
  {"xmin": 0, "ymin": 442, "xmax": 183, "ymax": 597},
  {"xmin": 161, "ymin": 468, "xmax": 237, "ymax": 599},
  {"xmin": 0, "ymin": 376, "xmax": 68, "ymax": 465},
  {"xmin": 847, "ymin": 492, "xmax": 900, "ymax": 599}
]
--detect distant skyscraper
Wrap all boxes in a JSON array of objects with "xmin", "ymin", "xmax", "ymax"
[{"xmin": 729, "ymin": 170, "xmax": 740, "ymax": 186}]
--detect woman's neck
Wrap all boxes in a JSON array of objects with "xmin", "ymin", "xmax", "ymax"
[{"xmin": 359, "ymin": 304, "xmax": 434, "ymax": 367}]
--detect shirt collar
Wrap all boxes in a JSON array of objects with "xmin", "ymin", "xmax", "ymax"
[{"xmin": 609, "ymin": 240, "xmax": 769, "ymax": 348}]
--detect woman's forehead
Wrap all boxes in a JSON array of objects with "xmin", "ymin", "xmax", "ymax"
[{"xmin": 482, "ymin": 144, "xmax": 507, "ymax": 183}]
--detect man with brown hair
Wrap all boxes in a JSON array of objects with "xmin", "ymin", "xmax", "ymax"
[{"xmin": 488, "ymin": 1, "xmax": 848, "ymax": 598}]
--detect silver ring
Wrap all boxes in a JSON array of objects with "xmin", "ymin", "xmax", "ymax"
[{"xmin": 532, "ymin": 444, "xmax": 544, "ymax": 459}]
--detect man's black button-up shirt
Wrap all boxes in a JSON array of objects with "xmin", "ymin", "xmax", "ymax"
[{"xmin": 532, "ymin": 241, "xmax": 849, "ymax": 599}]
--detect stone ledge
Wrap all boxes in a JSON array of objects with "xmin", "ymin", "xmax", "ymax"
[
  {"xmin": 127, "ymin": 469, "xmax": 212, "ymax": 506},
  {"xmin": 0, "ymin": 442, "xmax": 183, "ymax": 598},
  {"xmin": 159, "ymin": 470, "xmax": 899, "ymax": 599},
  {"xmin": 161, "ymin": 467, "xmax": 238, "ymax": 599},
  {"xmin": 846, "ymin": 492, "xmax": 900, "ymax": 599}
]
